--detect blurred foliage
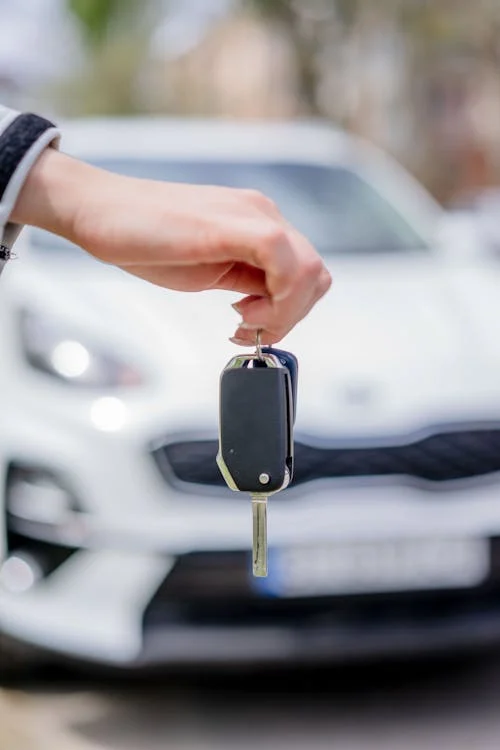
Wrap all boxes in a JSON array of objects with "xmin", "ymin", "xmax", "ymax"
[
  {"xmin": 60, "ymin": 0, "xmax": 159, "ymax": 115},
  {"xmin": 68, "ymin": 0, "xmax": 125, "ymax": 46},
  {"xmin": 246, "ymin": 0, "xmax": 335, "ymax": 114},
  {"xmin": 57, "ymin": 35, "xmax": 151, "ymax": 115},
  {"xmin": 52, "ymin": 0, "xmax": 500, "ymax": 201},
  {"xmin": 245, "ymin": 0, "xmax": 500, "ymax": 201}
]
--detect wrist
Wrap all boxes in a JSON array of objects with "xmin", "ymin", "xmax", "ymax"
[{"xmin": 10, "ymin": 148, "xmax": 101, "ymax": 244}]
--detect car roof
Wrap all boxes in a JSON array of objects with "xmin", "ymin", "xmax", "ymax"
[{"xmin": 58, "ymin": 116, "xmax": 357, "ymax": 165}]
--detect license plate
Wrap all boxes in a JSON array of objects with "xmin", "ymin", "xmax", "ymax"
[{"xmin": 255, "ymin": 537, "xmax": 489, "ymax": 597}]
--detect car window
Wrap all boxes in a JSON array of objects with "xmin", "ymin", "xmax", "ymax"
[{"xmin": 30, "ymin": 160, "xmax": 429, "ymax": 256}]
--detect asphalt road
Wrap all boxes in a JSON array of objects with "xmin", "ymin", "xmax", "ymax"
[{"xmin": 5, "ymin": 652, "xmax": 500, "ymax": 750}]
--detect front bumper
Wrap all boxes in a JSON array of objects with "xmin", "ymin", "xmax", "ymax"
[
  {"xmin": 3, "ymin": 541, "xmax": 500, "ymax": 667},
  {"xmin": 140, "ymin": 547, "xmax": 500, "ymax": 665},
  {"xmin": 140, "ymin": 608, "xmax": 500, "ymax": 666}
]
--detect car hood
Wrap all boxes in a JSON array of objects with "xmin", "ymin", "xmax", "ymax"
[{"xmin": 11, "ymin": 249, "xmax": 500, "ymax": 437}]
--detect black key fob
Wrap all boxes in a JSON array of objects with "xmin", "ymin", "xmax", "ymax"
[{"xmin": 217, "ymin": 350, "xmax": 294, "ymax": 494}]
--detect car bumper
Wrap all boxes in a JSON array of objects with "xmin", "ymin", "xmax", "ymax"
[
  {"xmin": 140, "ymin": 610, "xmax": 500, "ymax": 667},
  {"xmin": 3, "ymin": 543, "xmax": 500, "ymax": 668}
]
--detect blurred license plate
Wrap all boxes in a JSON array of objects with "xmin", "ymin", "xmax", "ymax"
[{"xmin": 257, "ymin": 538, "xmax": 489, "ymax": 597}]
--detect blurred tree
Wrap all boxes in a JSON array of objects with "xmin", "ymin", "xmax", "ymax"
[
  {"xmin": 247, "ymin": 0, "xmax": 339, "ymax": 115},
  {"xmin": 54, "ymin": 0, "xmax": 500, "ymax": 200},
  {"xmin": 68, "ymin": 0, "xmax": 125, "ymax": 46},
  {"xmin": 58, "ymin": 0, "xmax": 159, "ymax": 115},
  {"xmin": 245, "ymin": 0, "xmax": 402, "ymax": 123},
  {"xmin": 395, "ymin": 0, "xmax": 500, "ymax": 202},
  {"xmin": 246, "ymin": 0, "xmax": 500, "ymax": 202}
]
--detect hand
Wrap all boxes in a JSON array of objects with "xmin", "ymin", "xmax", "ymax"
[{"xmin": 12, "ymin": 148, "xmax": 332, "ymax": 344}]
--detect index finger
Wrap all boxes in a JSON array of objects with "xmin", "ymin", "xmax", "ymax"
[{"xmin": 231, "ymin": 226, "xmax": 331, "ymax": 342}]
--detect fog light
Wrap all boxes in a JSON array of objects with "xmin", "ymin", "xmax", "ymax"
[
  {"xmin": 0, "ymin": 552, "xmax": 43, "ymax": 594},
  {"xmin": 7, "ymin": 467, "xmax": 79, "ymax": 526}
]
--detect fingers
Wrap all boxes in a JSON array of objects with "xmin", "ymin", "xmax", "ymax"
[
  {"xmin": 228, "ymin": 222, "xmax": 332, "ymax": 344},
  {"xmin": 230, "ymin": 264, "xmax": 331, "ymax": 344},
  {"xmin": 212, "ymin": 262, "xmax": 268, "ymax": 296},
  {"xmin": 211, "ymin": 217, "xmax": 301, "ymax": 304},
  {"xmin": 118, "ymin": 261, "xmax": 268, "ymax": 295}
]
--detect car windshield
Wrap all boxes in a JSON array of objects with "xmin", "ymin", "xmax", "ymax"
[{"xmin": 30, "ymin": 160, "xmax": 429, "ymax": 256}]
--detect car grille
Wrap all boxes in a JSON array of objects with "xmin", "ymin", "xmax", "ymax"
[{"xmin": 151, "ymin": 426, "xmax": 500, "ymax": 489}]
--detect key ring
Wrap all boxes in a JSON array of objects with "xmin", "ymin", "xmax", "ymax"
[{"xmin": 255, "ymin": 329, "xmax": 263, "ymax": 361}]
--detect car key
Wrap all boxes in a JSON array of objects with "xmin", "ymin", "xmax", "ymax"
[
  {"xmin": 217, "ymin": 332, "xmax": 297, "ymax": 576},
  {"xmin": 217, "ymin": 335, "xmax": 295, "ymax": 575}
]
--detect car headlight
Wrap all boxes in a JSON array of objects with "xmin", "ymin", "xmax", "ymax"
[{"xmin": 19, "ymin": 309, "xmax": 144, "ymax": 388}]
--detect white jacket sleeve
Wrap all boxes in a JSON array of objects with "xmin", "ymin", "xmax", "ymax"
[{"xmin": 0, "ymin": 105, "xmax": 60, "ymax": 277}]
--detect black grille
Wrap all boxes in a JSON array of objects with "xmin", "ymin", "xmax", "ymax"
[{"xmin": 152, "ymin": 428, "xmax": 500, "ymax": 489}]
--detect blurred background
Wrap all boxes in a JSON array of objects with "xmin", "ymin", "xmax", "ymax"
[
  {"xmin": 4, "ymin": 0, "xmax": 500, "ymax": 207},
  {"xmin": 3, "ymin": 1, "xmax": 500, "ymax": 749}
]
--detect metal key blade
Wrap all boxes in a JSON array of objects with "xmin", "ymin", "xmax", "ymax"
[{"xmin": 252, "ymin": 496, "xmax": 268, "ymax": 577}]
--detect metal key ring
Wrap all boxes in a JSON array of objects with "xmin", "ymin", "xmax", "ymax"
[{"xmin": 255, "ymin": 329, "xmax": 263, "ymax": 361}]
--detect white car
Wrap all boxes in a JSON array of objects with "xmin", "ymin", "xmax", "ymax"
[
  {"xmin": 446, "ymin": 186, "xmax": 500, "ymax": 262},
  {"xmin": 1, "ymin": 117, "xmax": 500, "ymax": 669}
]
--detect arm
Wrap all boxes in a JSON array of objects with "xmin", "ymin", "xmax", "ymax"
[{"xmin": 2, "ymin": 110, "xmax": 331, "ymax": 344}]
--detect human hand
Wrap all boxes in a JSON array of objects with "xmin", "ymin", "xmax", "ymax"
[{"xmin": 12, "ymin": 149, "xmax": 331, "ymax": 344}]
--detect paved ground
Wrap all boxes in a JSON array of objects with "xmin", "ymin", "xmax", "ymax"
[{"xmin": 5, "ymin": 652, "xmax": 500, "ymax": 749}]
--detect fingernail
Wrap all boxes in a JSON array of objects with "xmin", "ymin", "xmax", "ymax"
[
  {"xmin": 231, "ymin": 302, "xmax": 243, "ymax": 313},
  {"xmin": 229, "ymin": 337, "xmax": 248, "ymax": 345},
  {"xmin": 240, "ymin": 322, "xmax": 260, "ymax": 331}
]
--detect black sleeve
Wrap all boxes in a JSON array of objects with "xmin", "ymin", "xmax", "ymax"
[{"xmin": 0, "ymin": 105, "xmax": 60, "ymax": 277}]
